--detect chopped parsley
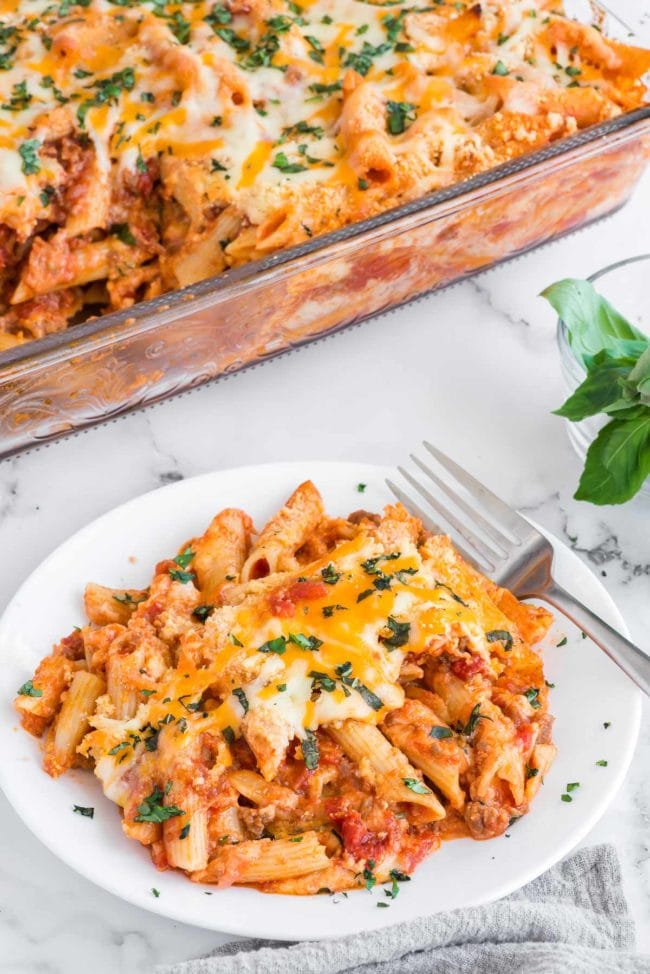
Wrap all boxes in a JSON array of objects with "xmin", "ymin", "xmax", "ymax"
[
  {"xmin": 272, "ymin": 151, "xmax": 307, "ymax": 174},
  {"xmin": 151, "ymin": 887, "xmax": 160, "ymax": 897},
  {"xmin": 223, "ymin": 725, "xmax": 235, "ymax": 744},
  {"xmin": 556, "ymin": 636, "xmax": 568, "ymax": 647},
  {"xmin": 561, "ymin": 793, "xmax": 573, "ymax": 803},
  {"xmin": 486, "ymin": 629, "xmax": 513, "ymax": 652},
  {"xmin": 288, "ymin": 632, "xmax": 323, "ymax": 651},
  {"xmin": 566, "ymin": 781, "xmax": 580, "ymax": 792},
  {"xmin": 322, "ymin": 604, "xmax": 347, "ymax": 617},
  {"xmin": 429, "ymin": 725, "xmax": 453, "ymax": 740},
  {"xmin": 192, "ymin": 604, "xmax": 215, "ymax": 622},
  {"xmin": 403, "ymin": 777, "xmax": 431, "ymax": 795},
  {"xmin": 73, "ymin": 805, "xmax": 94, "ymax": 818},
  {"xmin": 230, "ymin": 633, "xmax": 244, "ymax": 647},
  {"xmin": 335, "ymin": 661, "xmax": 383, "ymax": 711},
  {"xmin": 434, "ymin": 580, "xmax": 469, "ymax": 606},
  {"xmin": 361, "ymin": 552, "xmax": 400, "ymax": 575},
  {"xmin": 357, "ymin": 589, "xmax": 374, "ymax": 602},
  {"xmin": 356, "ymin": 483, "xmax": 367, "ymax": 492},
  {"xmin": 309, "ymin": 670, "xmax": 336, "ymax": 693},
  {"xmin": 363, "ymin": 859, "xmax": 377, "ymax": 891},
  {"xmin": 169, "ymin": 568, "xmax": 194, "ymax": 584},
  {"xmin": 233, "ymin": 687, "xmax": 249, "ymax": 713},
  {"xmin": 259, "ymin": 636, "xmax": 287, "ymax": 655},
  {"xmin": 111, "ymin": 223, "xmax": 137, "ymax": 246},
  {"xmin": 523, "ymin": 688, "xmax": 541, "ymax": 709},
  {"xmin": 179, "ymin": 823, "xmax": 191, "ymax": 839},
  {"xmin": 135, "ymin": 786, "xmax": 184, "ymax": 823},
  {"xmin": 17, "ymin": 680, "xmax": 42, "ymax": 697},
  {"xmin": 344, "ymin": 40, "xmax": 392, "ymax": 76},
  {"xmin": 379, "ymin": 616, "xmax": 410, "ymax": 649},
  {"xmin": 301, "ymin": 729, "xmax": 319, "ymax": 770},
  {"xmin": 321, "ymin": 563, "xmax": 341, "ymax": 585},
  {"xmin": 460, "ymin": 703, "xmax": 490, "ymax": 736},
  {"xmin": 596, "ymin": 759, "xmax": 608, "ymax": 767},
  {"xmin": 603, "ymin": 722, "xmax": 611, "ymax": 729},
  {"xmin": 525, "ymin": 765, "xmax": 539, "ymax": 779},
  {"xmin": 492, "ymin": 59, "xmax": 509, "ymax": 75},
  {"xmin": 386, "ymin": 100, "xmax": 417, "ymax": 135},
  {"xmin": 18, "ymin": 139, "xmax": 41, "ymax": 175},
  {"xmin": 113, "ymin": 591, "xmax": 146, "ymax": 606}
]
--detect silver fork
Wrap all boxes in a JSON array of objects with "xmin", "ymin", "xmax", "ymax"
[{"xmin": 387, "ymin": 442, "xmax": 650, "ymax": 695}]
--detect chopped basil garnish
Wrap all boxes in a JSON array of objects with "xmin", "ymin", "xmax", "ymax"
[
  {"xmin": 169, "ymin": 568, "xmax": 194, "ymax": 584},
  {"xmin": 223, "ymin": 726, "xmax": 235, "ymax": 744},
  {"xmin": 179, "ymin": 823, "xmax": 191, "ymax": 839},
  {"xmin": 596, "ymin": 759, "xmax": 608, "ymax": 767},
  {"xmin": 17, "ymin": 680, "xmax": 42, "ymax": 697},
  {"xmin": 322, "ymin": 604, "xmax": 346, "ymax": 617}
]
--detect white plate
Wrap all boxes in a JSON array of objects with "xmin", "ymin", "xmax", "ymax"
[{"xmin": 0, "ymin": 462, "xmax": 641, "ymax": 941}]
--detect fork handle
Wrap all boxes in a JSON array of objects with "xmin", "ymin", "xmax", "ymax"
[{"xmin": 542, "ymin": 582, "xmax": 650, "ymax": 696}]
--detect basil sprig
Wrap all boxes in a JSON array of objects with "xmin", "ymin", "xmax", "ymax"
[{"xmin": 542, "ymin": 278, "xmax": 650, "ymax": 505}]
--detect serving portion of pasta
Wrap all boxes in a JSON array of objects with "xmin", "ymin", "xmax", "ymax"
[
  {"xmin": 15, "ymin": 482, "xmax": 557, "ymax": 893},
  {"xmin": 1, "ymin": 0, "xmax": 649, "ymax": 348}
]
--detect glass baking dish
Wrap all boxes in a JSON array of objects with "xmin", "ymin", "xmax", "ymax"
[{"xmin": 1, "ymin": 1, "xmax": 649, "ymax": 458}]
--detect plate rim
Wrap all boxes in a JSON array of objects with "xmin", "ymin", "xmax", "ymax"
[{"xmin": 0, "ymin": 460, "xmax": 641, "ymax": 940}]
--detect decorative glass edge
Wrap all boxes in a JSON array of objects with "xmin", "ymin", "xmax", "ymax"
[{"xmin": 2, "ymin": 105, "xmax": 650, "ymax": 376}]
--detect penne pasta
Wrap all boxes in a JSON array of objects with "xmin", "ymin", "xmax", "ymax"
[
  {"xmin": 17, "ymin": 482, "xmax": 556, "ymax": 892},
  {"xmin": 43, "ymin": 671, "xmax": 105, "ymax": 778}
]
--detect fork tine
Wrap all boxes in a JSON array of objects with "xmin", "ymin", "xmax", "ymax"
[
  {"xmin": 410, "ymin": 454, "xmax": 512, "ymax": 553},
  {"xmin": 397, "ymin": 467, "xmax": 500, "ymax": 570},
  {"xmin": 385, "ymin": 478, "xmax": 489, "ymax": 571},
  {"xmin": 423, "ymin": 441, "xmax": 526, "ymax": 540}
]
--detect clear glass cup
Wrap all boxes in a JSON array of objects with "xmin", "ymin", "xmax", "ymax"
[{"xmin": 556, "ymin": 253, "xmax": 650, "ymax": 499}]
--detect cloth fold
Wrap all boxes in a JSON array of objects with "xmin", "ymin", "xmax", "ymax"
[{"xmin": 157, "ymin": 844, "xmax": 649, "ymax": 974}]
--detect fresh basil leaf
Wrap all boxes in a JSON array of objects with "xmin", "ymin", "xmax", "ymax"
[
  {"xmin": 574, "ymin": 415, "xmax": 650, "ymax": 505},
  {"xmin": 553, "ymin": 355, "xmax": 636, "ymax": 422},
  {"xmin": 259, "ymin": 636, "xmax": 287, "ymax": 655},
  {"xmin": 379, "ymin": 616, "xmax": 410, "ymax": 649},
  {"xmin": 541, "ymin": 278, "xmax": 647, "ymax": 367},
  {"xmin": 626, "ymin": 346, "xmax": 650, "ymax": 404}
]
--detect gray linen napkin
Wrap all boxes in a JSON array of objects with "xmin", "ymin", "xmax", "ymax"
[{"xmin": 157, "ymin": 844, "xmax": 649, "ymax": 974}]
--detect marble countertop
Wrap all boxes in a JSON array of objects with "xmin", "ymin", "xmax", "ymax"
[{"xmin": 2, "ymin": 5, "xmax": 650, "ymax": 968}]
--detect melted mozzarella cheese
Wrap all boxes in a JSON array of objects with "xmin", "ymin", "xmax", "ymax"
[{"xmin": 0, "ymin": 0, "xmax": 587, "ymax": 198}]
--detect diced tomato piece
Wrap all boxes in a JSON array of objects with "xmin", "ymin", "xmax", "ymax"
[
  {"xmin": 516, "ymin": 723, "xmax": 534, "ymax": 754},
  {"xmin": 269, "ymin": 579, "xmax": 328, "ymax": 617},
  {"xmin": 332, "ymin": 810, "xmax": 388, "ymax": 861},
  {"xmin": 57, "ymin": 629, "xmax": 85, "ymax": 660},
  {"xmin": 143, "ymin": 600, "xmax": 164, "ymax": 623},
  {"xmin": 450, "ymin": 656, "xmax": 486, "ymax": 680}
]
